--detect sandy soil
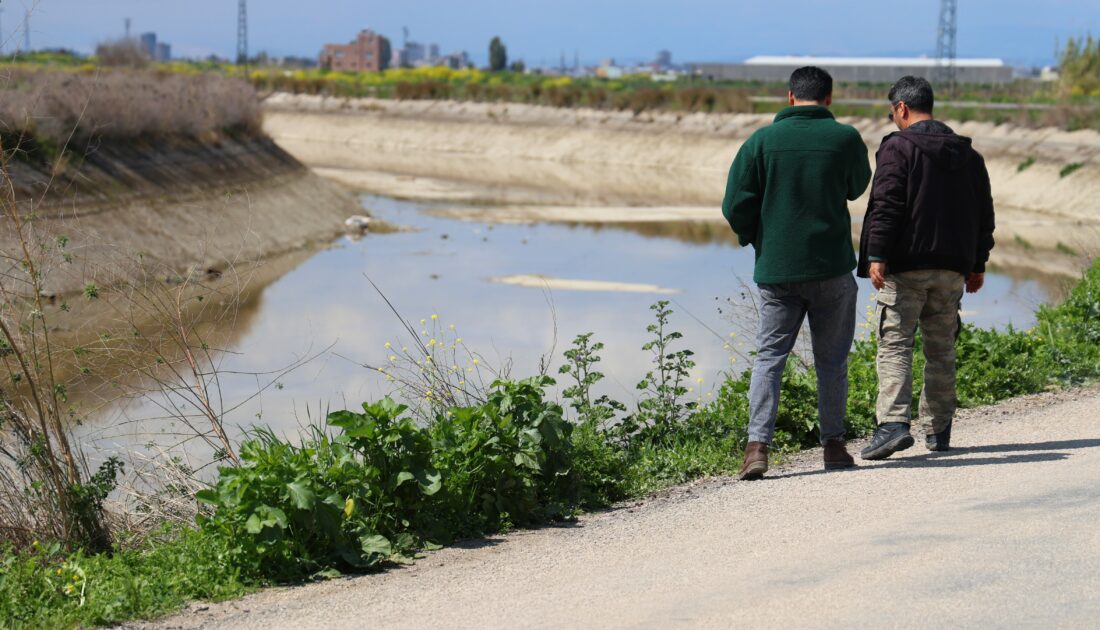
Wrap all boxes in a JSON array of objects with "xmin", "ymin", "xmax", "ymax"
[
  {"xmin": 263, "ymin": 94, "xmax": 1100, "ymax": 279},
  {"xmin": 146, "ymin": 384, "xmax": 1100, "ymax": 629},
  {"xmin": 488, "ymin": 274, "xmax": 680, "ymax": 294}
]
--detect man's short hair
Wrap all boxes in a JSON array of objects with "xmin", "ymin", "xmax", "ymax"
[
  {"xmin": 888, "ymin": 76, "xmax": 935, "ymax": 113},
  {"xmin": 789, "ymin": 66, "xmax": 833, "ymax": 102}
]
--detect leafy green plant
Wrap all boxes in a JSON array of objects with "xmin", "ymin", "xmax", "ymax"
[
  {"xmin": 196, "ymin": 398, "xmax": 441, "ymax": 580},
  {"xmin": 620, "ymin": 301, "xmax": 698, "ymax": 444},
  {"xmin": 1017, "ymin": 156, "xmax": 1036, "ymax": 172},
  {"xmin": 559, "ymin": 332, "xmax": 626, "ymax": 429},
  {"xmin": 196, "ymin": 377, "xmax": 579, "ymax": 582}
]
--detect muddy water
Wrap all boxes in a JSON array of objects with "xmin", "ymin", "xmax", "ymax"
[{"xmin": 79, "ymin": 194, "xmax": 1056, "ymax": 452}]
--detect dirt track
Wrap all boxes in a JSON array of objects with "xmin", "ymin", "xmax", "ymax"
[{"xmin": 148, "ymin": 384, "xmax": 1100, "ymax": 629}]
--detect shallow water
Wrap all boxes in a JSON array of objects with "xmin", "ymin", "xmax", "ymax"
[{"xmin": 80, "ymin": 194, "xmax": 1055, "ymax": 452}]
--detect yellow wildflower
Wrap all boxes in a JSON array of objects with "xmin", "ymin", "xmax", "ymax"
[
  {"xmin": 384, "ymin": 342, "xmax": 392, "ymax": 349},
  {"xmin": 472, "ymin": 359, "xmax": 480, "ymax": 366},
  {"xmin": 431, "ymin": 314, "xmax": 439, "ymax": 320}
]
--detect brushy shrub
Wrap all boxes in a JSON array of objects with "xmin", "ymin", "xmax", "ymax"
[
  {"xmin": 0, "ymin": 68, "xmax": 260, "ymax": 144},
  {"xmin": 94, "ymin": 39, "xmax": 150, "ymax": 68}
]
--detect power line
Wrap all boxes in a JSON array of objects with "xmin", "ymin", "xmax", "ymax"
[
  {"xmin": 935, "ymin": 0, "xmax": 958, "ymax": 92},
  {"xmin": 237, "ymin": 0, "xmax": 248, "ymax": 65}
]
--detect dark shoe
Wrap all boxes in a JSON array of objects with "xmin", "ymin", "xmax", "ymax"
[
  {"xmin": 860, "ymin": 422, "xmax": 915, "ymax": 460},
  {"xmin": 739, "ymin": 441, "xmax": 769, "ymax": 480},
  {"xmin": 926, "ymin": 422, "xmax": 952, "ymax": 451},
  {"xmin": 823, "ymin": 439, "xmax": 856, "ymax": 470}
]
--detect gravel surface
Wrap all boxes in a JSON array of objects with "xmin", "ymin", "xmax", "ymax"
[{"xmin": 146, "ymin": 385, "xmax": 1100, "ymax": 629}]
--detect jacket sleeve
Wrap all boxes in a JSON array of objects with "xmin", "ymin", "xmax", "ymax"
[
  {"xmin": 722, "ymin": 138, "xmax": 762, "ymax": 247},
  {"xmin": 865, "ymin": 138, "xmax": 909, "ymax": 260},
  {"xmin": 972, "ymin": 152, "xmax": 996, "ymax": 273},
  {"xmin": 847, "ymin": 132, "xmax": 873, "ymax": 201}
]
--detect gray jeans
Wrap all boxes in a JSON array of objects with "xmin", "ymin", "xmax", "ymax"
[{"xmin": 748, "ymin": 273, "xmax": 857, "ymax": 446}]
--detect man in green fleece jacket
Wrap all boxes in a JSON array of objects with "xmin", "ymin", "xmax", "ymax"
[{"xmin": 722, "ymin": 66, "xmax": 872, "ymax": 480}]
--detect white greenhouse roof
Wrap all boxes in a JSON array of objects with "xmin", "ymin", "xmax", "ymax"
[{"xmin": 744, "ymin": 56, "xmax": 1006, "ymax": 68}]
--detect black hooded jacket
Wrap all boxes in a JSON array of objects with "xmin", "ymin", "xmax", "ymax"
[{"xmin": 857, "ymin": 120, "xmax": 995, "ymax": 278}]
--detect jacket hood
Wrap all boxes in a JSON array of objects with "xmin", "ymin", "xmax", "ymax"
[{"xmin": 887, "ymin": 120, "xmax": 973, "ymax": 170}]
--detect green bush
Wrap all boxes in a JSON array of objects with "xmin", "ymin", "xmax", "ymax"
[{"xmin": 195, "ymin": 377, "xmax": 578, "ymax": 583}]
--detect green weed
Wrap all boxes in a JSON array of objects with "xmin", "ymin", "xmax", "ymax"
[
  {"xmin": 1060, "ymin": 162, "xmax": 1085, "ymax": 178},
  {"xmin": 1017, "ymin": 156, "xmax": 1036, "ymax": 172}
]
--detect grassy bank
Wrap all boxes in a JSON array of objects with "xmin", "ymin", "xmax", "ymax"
[
  {"xmin": 3, "ymin": 259, "xmax": 1099, "ymax": 627},
  {"xmin": 0, "ymin": 66, "xmax": 260, "ymax": 171},
  {"xmin": 8, "ymin": 53, "xmax": 1100, "ymax": 130}
]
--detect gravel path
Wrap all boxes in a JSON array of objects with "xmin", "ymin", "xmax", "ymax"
[{"xmin": 148, "ymin": 386, "xmax": 1100, "ymax": 629}]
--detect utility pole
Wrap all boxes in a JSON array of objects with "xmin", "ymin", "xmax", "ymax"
[
  {"xmin": 237, "ymin": 0, "xmax": 248, "ymax": 65},
  {"xmin": 935, "ymin": 0, "xmax": 958, "ymax": 94},
  {"xmin": 23, "ymin": 9, "xmax": 30, "ymax": 53},
  {"xmin": 0, "ymin": 9, "xmax": 4, "ymax": 55},
  {"xmin": 125, "ymin": 17, "xmax": 131, "ymax": 39}
]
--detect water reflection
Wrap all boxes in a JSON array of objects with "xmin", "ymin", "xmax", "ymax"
[{"xmin": 78, "ymin": 194, "xmax": 1056, "ymax": 455}]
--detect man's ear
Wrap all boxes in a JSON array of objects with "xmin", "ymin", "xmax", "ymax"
[
  {"xmin": 788, "ymin": 91, "xmax": 796, "ymax": 106},
  {"xmin": 824, "ymin": 94, "xmax": 833, "ymax": 107}
]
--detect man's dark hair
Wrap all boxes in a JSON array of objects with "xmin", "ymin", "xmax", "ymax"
[
  {"xmin": 788, "ymin": 66, "xmax": 833, "ymax": 102},
  {"xmin": 888, "ymin": 76, "xmax": 935, "ymax": 113}
]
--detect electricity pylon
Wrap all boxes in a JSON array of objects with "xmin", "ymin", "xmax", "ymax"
[
  {"xmin": 935, "ymin": 0, "xmax": 958, "ymax": 93},
  {"xmin": 237, "ymin": 0, "xmax": 248, "ymax": 65}
]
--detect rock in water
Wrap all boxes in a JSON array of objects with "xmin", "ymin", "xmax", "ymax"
[{"xmin": 344, "ymin": 215, "xmax": 373, "ymax": 232}]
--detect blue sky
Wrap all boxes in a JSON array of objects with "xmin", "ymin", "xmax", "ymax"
[{"xmin": 11, "ymin": 0, "xmax": 1100, "ymax": 67}]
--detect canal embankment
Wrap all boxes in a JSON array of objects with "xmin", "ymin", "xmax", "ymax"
[{"xmin": 263, "ymin": 93, "xmax": 1100, "ymax": 280}]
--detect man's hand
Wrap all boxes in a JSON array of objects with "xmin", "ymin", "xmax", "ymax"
[
  {"xmin": 966, "ymin": 272, "xmax": 985, "ymax": 294},
  {"xmin": 870, "ymin": 262, "xmax": 887, "ymax": 290}
]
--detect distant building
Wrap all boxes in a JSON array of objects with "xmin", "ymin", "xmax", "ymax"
[
  {"xmin": 655, "ymin": 50, "xmax": 673, "ymax": 69},
  {"xmin": 406, "ymin": 42, "xmax": 428, "ymax": 66},
  {"xmin": 140, "ymin": 32, "xmax": 157, "ymax": 59},
  {"xmin": 596, "ymin": 58, "xmax": 625, "ymax": 79},
  {"xmin": 156, "ymin": 42, "xmax": 171, "ymax": 62},
  {"xmin": 320, "ymin": 30, "xmax": 388, "ymax": 72},
  {"xmin": 441, "ymin": 50, "xmax": 470, "ymax": 69},
  {"xmin": 689, "ymin": 56, "xmax": 1014, "ymax": 85}
]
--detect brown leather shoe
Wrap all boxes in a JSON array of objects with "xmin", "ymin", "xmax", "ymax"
[
  {"xmin": 739, "ymin": 441, "xmax": 769, "ymax": 480},
  {"xmin": 823, "ymin": 439, "xmax": 856, "ymax": 471}
]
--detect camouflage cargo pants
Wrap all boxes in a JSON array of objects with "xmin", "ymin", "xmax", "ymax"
[{"xmin": 875, "ymin": 270, "xmax": 965, "ymax": 435}]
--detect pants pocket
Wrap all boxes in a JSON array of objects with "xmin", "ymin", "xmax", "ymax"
[{"xmin": 876, "ymin": 288, "xmax": 898, "ymax": 339}]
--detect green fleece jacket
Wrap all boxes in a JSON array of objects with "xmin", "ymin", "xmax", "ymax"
[{"xmin": 722, "ymin": 106, "xmax": 872, "ymax": 284}]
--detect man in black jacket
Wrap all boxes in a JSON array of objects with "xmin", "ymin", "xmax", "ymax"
[{"xmin": 857, "ymin": 76, "xmax": 995, "ymax": 459}]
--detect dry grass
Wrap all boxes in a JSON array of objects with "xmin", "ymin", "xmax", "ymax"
[{"xmin": 0, "ymin": 67, "xmax": 260, "ymax": 145}]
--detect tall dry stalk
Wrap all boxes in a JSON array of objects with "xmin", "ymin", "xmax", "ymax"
[{"xmin": 0, "ymin": 128, "xmax": 116, "ymax": 550}]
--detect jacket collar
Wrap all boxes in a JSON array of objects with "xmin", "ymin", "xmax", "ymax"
[{"xmin": 774, "ymin": 105, "xmax": 835, "ymax": 123}]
